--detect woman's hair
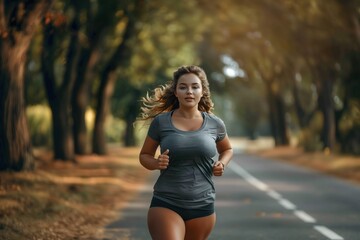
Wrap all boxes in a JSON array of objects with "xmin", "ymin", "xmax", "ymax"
[{"xmin": 138, "ymin": 65, "xmax": 214, "ymax": 121}]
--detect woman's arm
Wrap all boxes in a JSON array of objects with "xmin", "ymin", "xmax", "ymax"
[
  {"xmin": 213, "ymin": 135, "xmax": 233, "ymax": 176},
  {"xmin": 139, "ymin": 136, "xmax": 169, "ymax": 170},
  {"xmin": 216, "ymin": 135, "xmax": 233, "ymax": 167}
]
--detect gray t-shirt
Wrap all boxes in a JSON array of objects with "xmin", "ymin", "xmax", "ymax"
[{"xmin": 147, "ymin": 110, "xmax": 227, "ymax": 209}]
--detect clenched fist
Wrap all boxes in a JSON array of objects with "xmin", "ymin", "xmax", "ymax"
[
  {"xmin": 213, "ymin": 161, "xmax": 225, "ymax": 176},
  {"xmin": 157, "ymin": 149, "xmax": 170, "ymax": 170}
]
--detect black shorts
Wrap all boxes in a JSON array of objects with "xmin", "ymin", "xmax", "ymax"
[{"xmin": 150, "ymin": 197, "xmax": 214, "ymax": 221}]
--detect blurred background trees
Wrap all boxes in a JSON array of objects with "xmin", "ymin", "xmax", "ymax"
[
  {"xmin": 0, "ymin": 0, "xmax": 53, "ymax": 170},
  {"xmin": 1, "ymin": 0, "xmax": 359, "ymax": 171}
]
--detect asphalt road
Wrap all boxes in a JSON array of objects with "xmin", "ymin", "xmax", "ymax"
[{"xmin": 102, "ymin": 152, "xmax": 360, "ymax": 240}]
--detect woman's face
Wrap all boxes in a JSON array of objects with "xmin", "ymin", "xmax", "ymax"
[{"xmin": 175, "ymin": 73, "xmax": 203, "ymax": 109}]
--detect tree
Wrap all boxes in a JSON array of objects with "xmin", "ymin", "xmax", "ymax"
[
  {"xmin": 286, "ymin": 0, "xmax": 354, "ymax": 151},
  {"xmin": 41, "ymin": 1, "xmax": 82, "ymax": 161},
  {"xmin": 113, "ymin": 0, "xmax": 210, "ymax": 145},
  {"xmin": 0, "ymin": 0, "xmax": 52, "ymax": 170},
  {"xmin": 71, "ymin": 0, "xmax": 125, "ymax": 154},
  {"xmin": 201, "ymin": 0, "xmax": 292, "ymax": 145},
  {"xmin": 197, "ymin": 0, "xmax": 360, "ymax": 152},
  {"xmin": 92, "ymin": 0, "xmax": 144, "ymax": 154}
]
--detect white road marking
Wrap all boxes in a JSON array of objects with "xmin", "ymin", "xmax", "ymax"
[
  {"xmin": 294, "ymin": 210, "xmax": 316, "ymax": 223},
  {"xmin": 267, "ymin": 190, "xmax": 282, "ymax": 200},
  {"xmin": 314, "ymin": 226, "xmax": 344, "ymax": 240},
  {"xmin": 229, "ymin": 162, "xmax": 268, "ymax": 191},
  {"xmin": 278, "ymin": 198, "xmax": 297, "ymax": 210},
  {"xmin": 229, "ymin": 161, "xmax": 345, "ymax": 240}
]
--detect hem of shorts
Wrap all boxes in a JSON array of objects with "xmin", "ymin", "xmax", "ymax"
[{"xmin": 152, "ymin": 195, "xmax": 214, "ymax": 209}]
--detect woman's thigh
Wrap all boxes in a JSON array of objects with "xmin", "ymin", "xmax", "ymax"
[
  {"xmin": 184, "ymin": 213, "xmax": 216, "ymax": 240},
  {"xmin": 147, "ymin": 207, "xmax": 186, "ymax": 240}
]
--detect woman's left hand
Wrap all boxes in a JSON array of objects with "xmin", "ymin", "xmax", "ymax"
[{"xmin": 213, "ymin": 161, "xmax": 225, "ymax": 176}]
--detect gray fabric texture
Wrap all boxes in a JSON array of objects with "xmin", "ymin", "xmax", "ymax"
[{"xmin": 147, "ymin": 110, "xmax": 226, "ymax": 209}]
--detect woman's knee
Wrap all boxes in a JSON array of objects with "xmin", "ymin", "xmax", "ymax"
[{"xmin": 148, "ymin": 207, "xmax": 185, "ymax": 240}]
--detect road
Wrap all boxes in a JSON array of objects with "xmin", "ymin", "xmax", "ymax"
[{"xmin": 102, "ymin": 151, "xmax": 360, "ymax": 240}]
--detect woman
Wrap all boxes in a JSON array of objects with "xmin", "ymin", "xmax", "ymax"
[{"xmin": 138, "ymin": 65, "xmax": 233, "ymax": 240}]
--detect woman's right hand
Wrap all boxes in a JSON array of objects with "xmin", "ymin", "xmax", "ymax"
[{"xmin": 157, "ymin": 149, "xmax": 170, "ymax": 169}]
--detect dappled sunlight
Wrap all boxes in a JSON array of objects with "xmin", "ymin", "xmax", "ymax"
[
  {"xmin": 73, "ymin": 146, "xmax": 142, "ymax": 168},
  {"xmin": 0, "ymin": 199, "xmax": 23, "ymax": 213},
  {"xmin": 36, "ymin": 170, "xmax": 144, "ymax": 190},
  {"xmin": 329, "ymin": 157, "xmax": 360, "ymax": 170},
  {"xmin": 26, "ymin": 147, "xmax": 147, "ymax": 189}
]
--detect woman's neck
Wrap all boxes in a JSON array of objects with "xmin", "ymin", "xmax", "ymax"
[{"xmin": 175, "ymin": 107, "xmax": 201, "ymax": 119}]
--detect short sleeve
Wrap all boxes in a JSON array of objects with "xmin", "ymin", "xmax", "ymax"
[
  {"xmin": 216, "ymin": 117, "xmax": 227, "ymax": 142},
  {"xmin": 147, "ymin": 116, "xmax": 160, "ymax": 142}
]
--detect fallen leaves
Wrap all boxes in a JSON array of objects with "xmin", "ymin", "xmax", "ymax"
[{"xmin": 0, "ymin": 146, "xmax": 150, "ymax": 240}]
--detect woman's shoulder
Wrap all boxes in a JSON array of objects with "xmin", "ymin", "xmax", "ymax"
[
  {"xmin": 204, "ymin": 112, "xmax": 224, "ymax": 124},
  {"xmin": 155, "ymin": 111, "xmax": 171, "ymax": 119},
  {"xmin": 151, "ymin": 111, "xmax": 171, "ymax": 123},
  {"xmin": 204, "ymin": 112, "xmax": 227, "ymax": 138}
]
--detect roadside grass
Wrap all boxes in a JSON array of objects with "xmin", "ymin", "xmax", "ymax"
[{"xmin": 0, "ymin": 146, "xmax": 149, "ymax": 240}]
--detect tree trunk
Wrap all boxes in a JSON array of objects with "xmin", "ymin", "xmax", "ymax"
[
  {"xmin": 124, "ymin": 117, "xmax": 136, "ymax": 146},
  {"xmin": 41, "ymin": 3, "xmax": 81, "ymax": 161},
  {"xmin": 92, "ymin": 0, "xmax": 144, "ymax": 154},
  {"xmin": 0, "ymin": 43, "xmax": 33, "ymax": 170},
  {"xmin": 92, "ymin": 72, "xmax": 117, "ymax": 154},
  {"xmin": 292, "ymin": 83, "xmax": 315, "ymax": 128},
  {"xmin": 71, "ymin": 1, "xmax": 101, "ymax": 155},
  {"xmin": 71, "ymin": 47, "xmax": 94, "ymax": 154},
  {"xmin": 274, "ymin": 93, "xmax": 289, "ymax": 145},
  {"xmin": 317, "ymin": 78, "xmax": 336, "ymax": 151},
  {"xmin": 0, "ymin": 0, "xmax": 52, "ymax": 171},
  {"xmin": 51, "ymin": 100, "xmax": 75, "ymax": 159},
  {"xmin": 265, "ymin": 81, "xmax": 289, "ymax": 146},
  {"xmin": 124, "ymin": 89, "xmax": 141, "ymax": 146}
]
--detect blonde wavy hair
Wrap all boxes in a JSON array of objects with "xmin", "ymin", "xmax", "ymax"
[{"xmin": 139, "ymin": 65, "xmax": 214, "ymax": 121}]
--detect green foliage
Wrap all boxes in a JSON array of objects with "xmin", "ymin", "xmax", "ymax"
[
  {"xmin": 298, "ymin": 112, "xmax": 324, "ymax": 152},
  {"xmin": 26, "ymin": 105, "xmax": 52, "ymax": 147},
  {"xmin": 232, "ymin": 84, "xmax": 268, "ymax": 139},
  {"xmin": 26, "ymin": 105, "xmax": 127, "ymax": 147},
  {"xmin": 115, "ymin": 0, "xmax": 208, "ymax": 88},
  {"xmin": 339, "ymin": 100, "xmax": 360, "ymax": 154},
  {"xmin": 104, "ymin": 115, "xmax": 126, "ymax": 143},
  {"xmin": 82, "ymin": 108, "xmax": 127, "ymax": 144},
  {"xmin": 339, "ymin": 100, "xmax": 360, "ymax": 134},
  {"xmin": 133, "ymin": 120, "xmax": 150, "ymax": 146},
  {"xmin": 22, "ymin": 0, "xmax": 360, "ymax": 154}
]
